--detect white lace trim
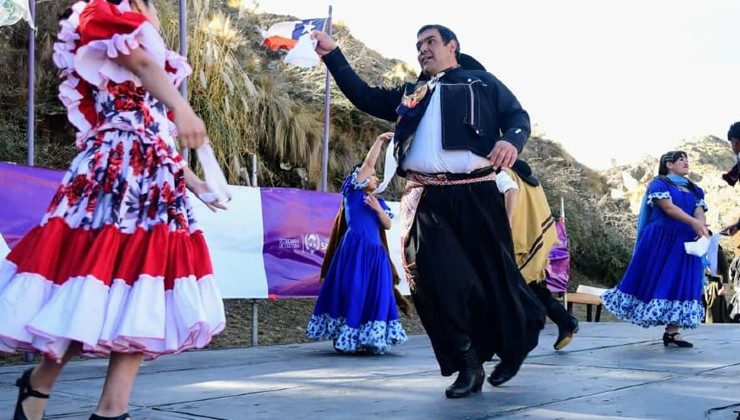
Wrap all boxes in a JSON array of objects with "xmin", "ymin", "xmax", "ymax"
[
  {"xmin": 646, "ymin": 191, "xmax": 671, "ymax": 207},
  {"xmin": 350, "ymin": 167, "xmax": 370, "ymax": 190},
  {"xmin": 695, "ymin": 199, "xmax": 708, "ymax": 212}
]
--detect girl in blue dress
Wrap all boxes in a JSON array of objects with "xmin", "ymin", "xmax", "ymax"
[
  {"xmin": 307, "ymin": 132, "xmax": 410, "ymax": 354},
  {"xmin": 602, "ymin": 151, "xmax": 709, "ymax": 347}
]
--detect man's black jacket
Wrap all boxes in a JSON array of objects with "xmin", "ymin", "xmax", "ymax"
[{"xmin": 322, "ymin": 48, "xmax": 531, "ymax": 173}]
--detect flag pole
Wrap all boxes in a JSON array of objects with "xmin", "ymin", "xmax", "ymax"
[
  {"xmin": 560, "ymin": 196, "xmax": 565, "ymax": 220},
  {"xmin": 26, "ymin": 0, "xmax": 36, "ymax": 166},
  {"xmin": 320, "ymin": 6, "xmax": 333, "ymax": 192}
]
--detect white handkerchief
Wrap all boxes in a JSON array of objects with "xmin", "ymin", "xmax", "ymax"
[
  {"xmin": 283, "ymin": 34, "xmax": 321, "ymax": 68},
  {"xmin": 196, "ymin": 142, "xmax": 232, "ymax": 204},
  {"xmin": 0, "ymin": 0, "xmax": 35, "ymax": 29},
  {"xmin": 684, "ymin": 235, "xmax": 710, "ymax": 257},
  {"xmin": 373, "ymin": 143, "xmax": 397, "ymax": 195},
  {"xmin": 706, "ymin": 233, "xmax": 721, "ymax": 275}
]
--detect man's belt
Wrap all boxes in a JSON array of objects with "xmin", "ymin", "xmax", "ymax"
[{"xmin": 405, "ymin": 166, "xmax": 496, "ymax": 185}]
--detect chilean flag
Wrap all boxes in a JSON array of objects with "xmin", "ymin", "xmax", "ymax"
[{"xmin": 262, "ymin": 18, "xmax": 328, "ymax": 51}]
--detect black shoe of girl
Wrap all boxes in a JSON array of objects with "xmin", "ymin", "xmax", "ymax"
[
  {"xmin": 89, "ymin": 413, "xmax": 131, "ymax": 420},
  {"xmin": 662, "ymin": 332, "xmax": 693, "ymax": 348},
  {"xmin": 14, "ymin": 367, "xmax": 49, "ymax": 420}
]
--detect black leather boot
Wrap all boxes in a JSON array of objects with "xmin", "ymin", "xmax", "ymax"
[
  {"xmin": 487, "ymin": 358, "xmax": 523, "ymax": 387},
  {"xmin": 552, "ymin": 310, "xmax": 579, "ymax": 351},
  {"xmin": 530, "ymin": 281, "xmax": 578, "ymax": 350},
  {"xmin": 445, "ymin": 348, "xmax": 485, "ymax": 398}
]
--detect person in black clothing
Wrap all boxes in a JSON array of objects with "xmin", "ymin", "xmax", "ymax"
[
  {"xmin": 721, "ymin": 122, "xmax": 740, "ymax": 236},
  {"xmin": 313, "ymin": 25, "xmax": 545, "ymax": 399},
  {"xmin": 720, "ymin": 122, "xmax": 740, "ymax": 323}
]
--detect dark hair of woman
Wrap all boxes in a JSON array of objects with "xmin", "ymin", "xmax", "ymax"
[{"xmin": 657, "ymin": 150, "xmax": 701, "ymax": 197}]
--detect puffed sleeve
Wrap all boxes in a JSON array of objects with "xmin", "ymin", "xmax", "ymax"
[
  {"xmin": 74, "ymin": 0, "xmax": 167, "ymax": 88},
  {"xmin": 646, "ymin": 178, "xmax": 672, "ymax": 207},
  {"xmin": 377, "ymin": 197, "xmax": 394, "ymax": 219},
  {"xmin": 694, "ymin": 185, "xmax": 708, "ymax": 212},
  {"xmin": 340, "ymin": 167, "xmax": 370, "ymax": 198}
]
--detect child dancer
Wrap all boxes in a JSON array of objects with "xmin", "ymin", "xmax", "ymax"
[{"xmin": 307, "ymin": 132, "xmax": 410, "ymax": 354}]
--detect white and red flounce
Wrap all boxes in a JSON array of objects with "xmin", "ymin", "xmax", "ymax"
[{"xmin": 0, "ymin": 218, "xmax": 225, "ymax": 361}]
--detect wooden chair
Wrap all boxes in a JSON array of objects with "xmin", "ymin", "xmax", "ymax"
[{"xmin": 565, "ymin": 285, "xmax": 607, "ymax": 322}]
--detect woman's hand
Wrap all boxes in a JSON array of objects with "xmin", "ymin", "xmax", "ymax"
[
  {"xmin": 691, "ymin": 218, "xmax": 710, "ymax": 238},
  {"xmin": 186, "ymin": 174, "xmax": 228, "ymax": 212},
  {"xmin": 364, "ymin": 193, "xmax": 383, "ymax": 212},
  {"xmin": 173, "ymin": 105, "xmax": 207, "ymax": 150}
]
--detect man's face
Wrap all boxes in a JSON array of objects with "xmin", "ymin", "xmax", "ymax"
[
  {"xmin": 731, "ymin": 138, "xmax": 740, "ymax": 154},
  {"xmin": 416, "ymin": 28, "xmax": 458, "ymax": 76}
]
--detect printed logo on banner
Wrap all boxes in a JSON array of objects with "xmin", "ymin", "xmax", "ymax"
[
  {"xmin": 279, "ymin": 237, "xmax": 301, "ymax": 249},
  {"xmin": 303, "ymin": 233, "xmax": 327, "ymax": 253},
  {"xmin": 277, "ymin": 234, "xmax": 327, "ymax": 253}
]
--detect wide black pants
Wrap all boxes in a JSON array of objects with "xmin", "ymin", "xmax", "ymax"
[{"xmin": 405, "ymin": 180, "xmax": 545, "ymax": 376}]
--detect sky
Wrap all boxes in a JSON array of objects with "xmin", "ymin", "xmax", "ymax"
[{"xmin": 252, "ymin": 0, "xmax": 740, "ymax": 169}]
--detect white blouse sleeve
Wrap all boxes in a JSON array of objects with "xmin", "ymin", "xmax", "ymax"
[{"xmin": 495, "ymin": 171, "xmax": 519, "ymax": 194}]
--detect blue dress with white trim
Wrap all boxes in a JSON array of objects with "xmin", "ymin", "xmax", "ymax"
[
  {"xmin": 306, "ymin": 170, "xmax": 407, "ymax": 353},
  {"xmin": 602, "ymin": 177, "xmax": 706, "ymax": 328}
]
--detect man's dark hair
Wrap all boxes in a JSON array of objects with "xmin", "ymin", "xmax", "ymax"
[
  {"xmin": 417, "ymin": 24, "xmax": 460, "ymax": 59},
  {"xmin": 728, "ymin": 121, "xmax": 740, "ymax": 141}
]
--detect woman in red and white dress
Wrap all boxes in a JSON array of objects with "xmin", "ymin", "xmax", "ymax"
[{"xmin": 0, "ymin": 1, "xmax": 227, "ymax": 419}]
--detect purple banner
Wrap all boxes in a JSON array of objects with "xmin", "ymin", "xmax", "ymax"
[
  {"xmin": 545, "ymin": 219, "xmax": 570, "ymax": 293},
  {"xmin": 1, "ymin": 162, "xmax": 351, "ymax": 299},
  {"xmin": 0, "ymin": 162, "xmax": 63, "ymax": 248},
  {"xmin": 260, "ymin": 188, "xmax": 341, "ymax": 298}
]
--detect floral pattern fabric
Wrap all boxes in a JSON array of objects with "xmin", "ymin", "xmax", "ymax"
[
  {"xmin": 0, "ymin": 0, "xmax": 224, "ymax": 361},
  {"xmin": 306, "ymin": 314, "xmax": 407, "ymax": 354}
]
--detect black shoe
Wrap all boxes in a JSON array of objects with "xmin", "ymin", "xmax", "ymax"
[
  {"xmin": 89, "ymin": 414, "xmax": 131, "ymax": 420},
  {"xmin": 487, "ymin": 360, "xmax": 521, "ymax": 387},
  {"xmin": 445, "ymin": 349, "xmax": 485, "ymax": 399},
  {"xmin": 662, "ymin": 332, "xmax": 693, "ymax": 348},
  {"xmin": 554, "ymin": 315, "xmax": 579, "ymax": 350},
  {"xmin": 14, "ymin": 367, "xmax": 49, "ymax": 420}
]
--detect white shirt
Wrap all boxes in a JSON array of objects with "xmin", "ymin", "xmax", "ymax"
[
  {"xmin": 401, "ymin": 88, "xmax": 491, "ymax": 174},
  {"xmin": 495, "ymin": 170, "xmax": 519, "ymax": 193}
]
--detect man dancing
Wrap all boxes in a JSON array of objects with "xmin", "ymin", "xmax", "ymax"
[{"xmin": 313, "ymin": 24, "xmax": 545, "ymax": 398}]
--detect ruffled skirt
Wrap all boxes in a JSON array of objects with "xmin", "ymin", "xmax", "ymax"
[
  {"xmin": 306, "ymin": 231, "xmax": 407, "ymax": 354},
  {"xmin": 0, "ymin": 130, "xmax": 225, "ymax": 361},
  {"xmin": 602, "ymin": 222, "xmax": 705, "ymax": 328}
]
